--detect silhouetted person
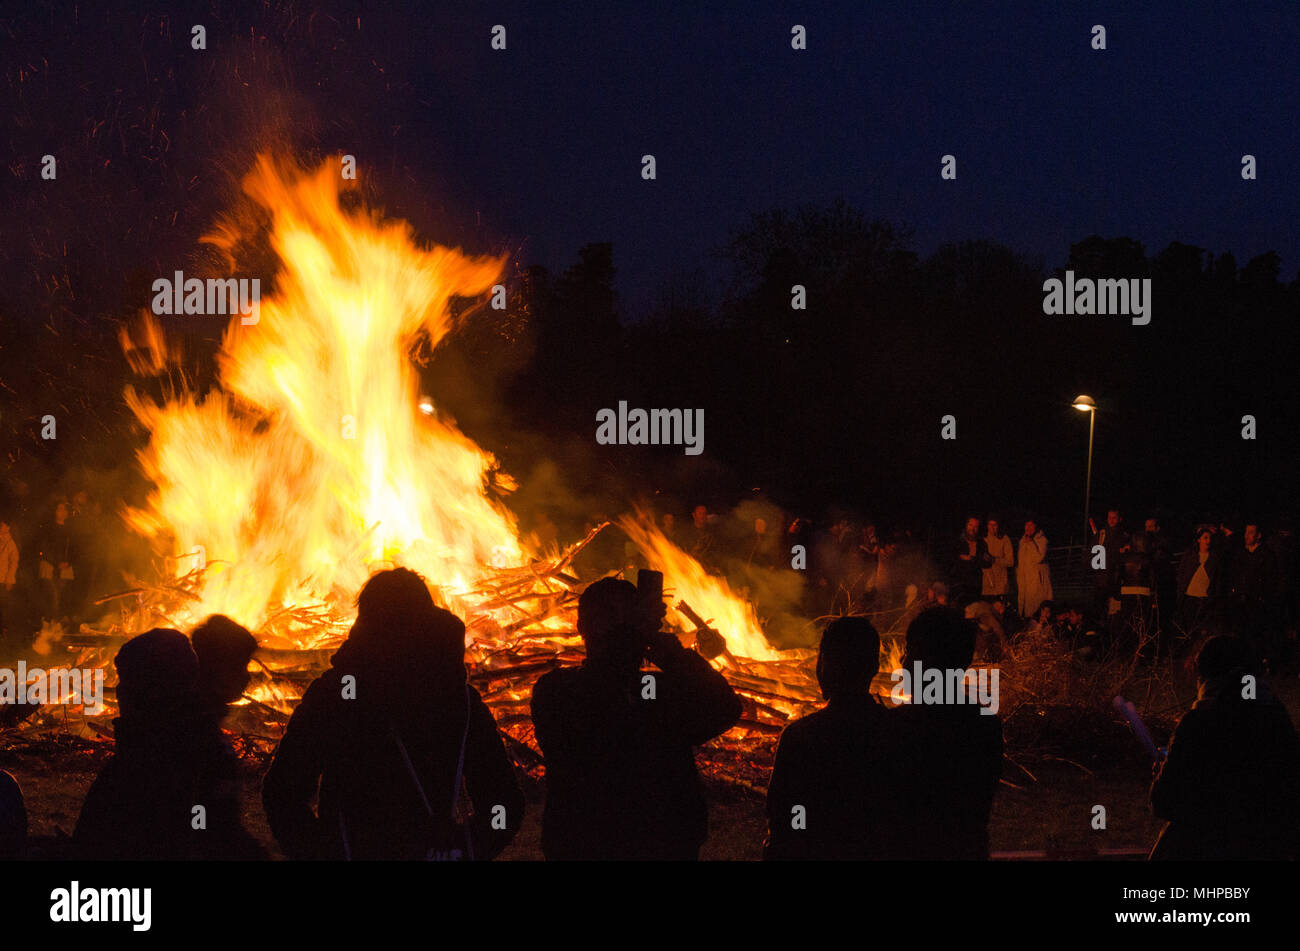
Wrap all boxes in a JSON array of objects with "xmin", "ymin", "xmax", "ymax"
[
  {"xmin": 263, "ymin": 568, "xmax": 522, "ymax": 860},
  {"xmin": 193, "ymin": 614, "xmax": 258, "ymax": 719},
  {"xmin": 75, "ymin": 628, "xmax": 242, "ymax": 860},
  {"xmin": 0, "ymin": 770, "xmax": 26, "ymax": 860},
  {"xmin": 190, "ymin": 614, "xmax": 266, "ymax": 859},
  {"xmin": 891, "ymin": 607, "xmax": 1003, "ymax": 859},
  {"xmin": 531, "ymin": 575, "xmax": 742, "ymax": 860},
  {"xmin": 1229, "ymin": 522, "xmax": 1282, "ymax": 667},
  {"xmin": 950, "ymin": 516, "xmax": 992, "ymax": 606},
  {"xmin": 765, "ymin": 616, "xmax": 899, "ymax": 860},
  {"xmin": 1150, "ymin": 635, "xmax": 1300, "ymax": 860}
]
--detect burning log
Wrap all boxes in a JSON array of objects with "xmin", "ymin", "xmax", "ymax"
[
  {"xmin": 237, "ymin": 696, "xmax": 293, "ymax": 724},
  {"xmin": 678, "ymin": 600, "xmax": 728, "ymax": 660}
]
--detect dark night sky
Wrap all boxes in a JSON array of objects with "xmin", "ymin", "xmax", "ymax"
[
  {"xmin": 7, "ymin": 0, "xmax": 1295, "ymax": 319},
  {"xmin": 4, "ymin": 0, "xmax": 1299, "ymax": 537},
  {"xmin": 394, "ymin": 1, "xmax": 1299, "ymax": 316}
]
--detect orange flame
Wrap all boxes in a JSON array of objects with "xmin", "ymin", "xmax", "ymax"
[
  {"xmin": 618, "ymin": 513, "xmax": 781, "ymax": 660},
  {"xmin": 125, "ymin": 157, "xmax": 525, "ymax": 637}
]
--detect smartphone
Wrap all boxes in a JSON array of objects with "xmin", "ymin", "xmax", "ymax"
[{"xmin": 637, "ymin": 569, "xmax": 664, "ymax": 608}]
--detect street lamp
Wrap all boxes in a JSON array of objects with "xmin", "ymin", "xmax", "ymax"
[{"xmin": 1073, "ymin": 395, "xmax": 1096, "ymax": 557}]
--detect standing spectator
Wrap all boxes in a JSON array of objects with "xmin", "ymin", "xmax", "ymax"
[
  {"xmin": 1118, "ymin": 532, "xmax": 1157, "ymax": 645},
  {"xmin": 813, "ymin": 515, "xmax": 858, "ymax": 614},
  {"xmin": 263, "ymin": 569, "xmax": 523, "ymax": 860},
  {"xmin": 531, "ymin": 576, "xmax": 740, "ymax": 860},
  {"xmin": 37, "ymin": 500, "xmax": 76, "ymax": 623},
  {"xmin": 686, "ymin": 505, "xmax": 715, "ymax": 562},
  {"xmin": 747, "ymin": 517, "xmax": 778, "ymax": 570},
  {"xmin": 850, "ymin": 524, "xmax": 881, "ymax": 606},
  {"xmin": 1092, "ymin": 509, "xmax": 1130, "ymax": 619},
  {"xmin": 1016, "ymin": 520, "xmax": 1053, "ymax": 618},
  {"xmin": 981, "ymin": 518, "xmax": 1014, "ymax": 602},
  {"xmin": 891, "ymin": 608, "xmax": 1003, "ymax": 859},
  {"xmin": 866, "ymin": 532, "xmax": 906, "ymax": 611},
  {"xmin": 0, "ymin": 520, "xmax": 17, "ymax": 649},
  {"xmin": 950, "ymin": 517, "xmax": 992, "ymax": 607},
  {"xmin": 765, "ymin": 616, "xmax": 899, "ymax": 860},
  {"xmin": 1120, "ymin": 532, "xmax": 1156, "ymax": 590},
  {"xmin": 659, "ymin": 512, "xmax": 677, "ymax": 545},
  {"xmin": 1176, "ymin": 527, "xmax": 1226, "ymax": 641},
  {"xmin": 1229, "ymin": 522, "xmax": 1281, "ymax": 668}
]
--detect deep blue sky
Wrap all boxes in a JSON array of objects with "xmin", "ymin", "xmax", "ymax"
[
  {"xmin": 378, "ymin": 1, "xmax": 1299, "ymax": 316},
  {"xmin": 7, "ymin": 0, "xmax": 1299, "ymax": 525}
]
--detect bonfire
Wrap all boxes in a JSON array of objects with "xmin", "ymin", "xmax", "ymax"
[{"xmin": 15, "ymin": 156, "xmax": 899, "ymax": 790}]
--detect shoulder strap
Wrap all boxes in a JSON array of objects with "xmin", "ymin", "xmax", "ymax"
[
  {"xmin": 339, "ymin": 808, "xmax": 352, "ymax": 861},
  {"xmin": 392, "ymin": 684, "xmax": 473, "ymax": 824}
]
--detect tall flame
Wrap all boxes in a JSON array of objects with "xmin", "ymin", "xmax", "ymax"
[
  {"xmin": 125, "ymin": 157, "xmax": 524, "ymax": 637},
  {"xmin": 618, "ymin": 513, "xmax": 781, "ymax": 660}
]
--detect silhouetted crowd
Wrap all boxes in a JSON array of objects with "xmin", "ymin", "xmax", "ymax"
[
  {"xmin": 0, "ymin": 560, "xmax": 1297, "ymax": 861},
  {"xmin": 1, "ymin": 491, "xmax": 1298, "ymax": 862},
  {"xmin": 765, "ymin": 610, "xmax": 1003, "ymax": 860}
]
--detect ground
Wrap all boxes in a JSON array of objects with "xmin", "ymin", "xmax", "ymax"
[
  {"xmin": 0, "ymin": 743, "xmax": 1174, "ymax": 861},
  {"xmin": 3, "ymin": 660, "xmax": 1296, "ymax": 861}
]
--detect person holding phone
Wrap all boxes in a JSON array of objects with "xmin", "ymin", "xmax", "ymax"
[{"xmin": 531, "ymin": 572, "xmax": 742, "ymax": 860}]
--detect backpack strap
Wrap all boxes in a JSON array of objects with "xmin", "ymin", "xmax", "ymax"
[
  {"xmin": 338, "ymin": 808, "xmax": 352, "ymax": 861},
  {"xmin": 392, "ymin": 685, "xmax": 474, "ymax": 846}
]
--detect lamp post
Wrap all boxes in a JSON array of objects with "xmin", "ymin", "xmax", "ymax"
[{"xmin": 1072, "ymin": 395, "xmax": 1096, "ymax": 561}]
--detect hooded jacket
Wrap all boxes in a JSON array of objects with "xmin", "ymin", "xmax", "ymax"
[
  {"xmin": 1150, "ymin": 670, "xmax": 1300, "ymax": 860},
  {"xmin": 262, "ymin": 607, "xmax": 523, "ymax": 860}
]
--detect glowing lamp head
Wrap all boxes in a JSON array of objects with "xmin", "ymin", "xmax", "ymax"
[{"xmin": 1072, "ymin": 394, "xmax": 1096, "ymax": 413}]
